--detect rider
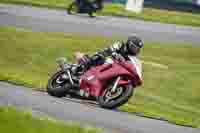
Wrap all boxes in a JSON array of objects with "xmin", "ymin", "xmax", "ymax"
[
  {"xmin": 76, "ymin": 0, "xmax": 103, "ymax": 12},
  {"xmin": 72, "ymin": 36, "xmax": 144, "ymax": 79}
]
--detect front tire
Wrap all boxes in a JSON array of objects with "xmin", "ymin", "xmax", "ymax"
[
  {"xmin": 88, "ymin": 11, "xmax": 97, "ymax": 17},
  {"xmin": 97, "ymin": 84, "xmax": 134, "ymax": 109},
  {"xmin": 47, "ymin": 70, "xmax": 70, "ymax": 98}
]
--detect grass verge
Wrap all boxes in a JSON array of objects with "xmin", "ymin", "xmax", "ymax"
[
  {"xmin": 1, "ymin": 0, "xmax": 200, "ymax": 27},
  {"xmin": 0, "ymin": 26, "xmax": 200, "ymax": 128},
  {"xmin": 0, "ymin": 106, "xmax": 101, "ymax": 133}
]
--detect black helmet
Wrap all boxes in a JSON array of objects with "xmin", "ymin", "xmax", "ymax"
[{"xmin": 126, "ymin": 36, "xmax": 144, "ymax": 55}]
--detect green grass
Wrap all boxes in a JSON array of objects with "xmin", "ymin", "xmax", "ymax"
[
  {"xmin": 1, "ymin": 0, "xmax": 200, "ymax": 27},
  {"xmin": 0, "ymin": 106, "xmax": 101, "ymax": 133},
  {"xmin": 102, "ymin": 4, "xmax": 200, "ymax": 27},
  {"xmin": 0, "ymin": 26, "xmax": 200, "ymax": 128}
]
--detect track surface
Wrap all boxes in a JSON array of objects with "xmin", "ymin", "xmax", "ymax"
[
  {"xmin": 0, "ymin": 4, "xmax": 200, "ymax": 45},
  {"xmin": 0, "ymin": 82, "xmax": 199, "ymax": 133}
]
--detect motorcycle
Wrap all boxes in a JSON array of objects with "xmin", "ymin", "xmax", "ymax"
[
  {"xmin": 67, "ymin": 0, "xmax": 102, "ymax": 17},
  {"xmin": 47, "ymin": 53, "xmax": 142, "ymax": 109}
]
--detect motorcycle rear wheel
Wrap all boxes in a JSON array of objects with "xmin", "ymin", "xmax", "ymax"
[
  {"xmin": 98, "ymin": 83, "xmax": 134, "ymax": 109},
  {"xmin": 67, "ymin": 1, "xmax": 79, "ymax": 15},
  {"xmin": 47, "ymin": 70, "xmax": 71, "ymax": 98}
]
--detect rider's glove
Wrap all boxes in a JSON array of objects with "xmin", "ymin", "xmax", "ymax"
[
  {"xmin": 111, "ymin": 53, "xmax": 125, "ymax": 62},
  {"xmin": 89, "ymin": 53, "xmax": 105, "ymax": 66}
]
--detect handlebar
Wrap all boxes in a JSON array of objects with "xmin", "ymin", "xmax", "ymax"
[{"xmin": 111, "ymin": 53, "xmax": 125, "ymax": 62}]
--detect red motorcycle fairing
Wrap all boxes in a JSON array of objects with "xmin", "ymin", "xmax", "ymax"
[
  {"xmin": 118, "ymin": 80, "xmax": 129, "ymax": 85},
  {"xmin": 79, "ymin": 60, "xmax": 141, "ymax": 97}
]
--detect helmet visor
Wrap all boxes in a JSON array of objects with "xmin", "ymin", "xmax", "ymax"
[{"xmin": 129, "ymin": 43, "xmax": 140, "ymax": 55}]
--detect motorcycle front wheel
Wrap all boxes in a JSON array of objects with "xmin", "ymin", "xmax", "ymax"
[
  {"xmin": 88, "ymin": 11, "xmax": 97, "ymax": 18},
  {"xmin": 97, "ymin": 82, "xmax": 134, "ymax": 109},
  {"xmin": 47, "ymin": 70, "xmax": 71, "ymax": 98}
]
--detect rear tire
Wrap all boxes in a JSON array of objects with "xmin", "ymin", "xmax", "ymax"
[
  {"xmin": 67, "ymin": 1, "xmax": 79, "ymax": 15},
  {"xmin": 47, "ymin": 70, "xmax": 70, "ymax": 98},
  {"xmin": 98, "ymin": 84, "xmax": 134, "ymax": 109}
]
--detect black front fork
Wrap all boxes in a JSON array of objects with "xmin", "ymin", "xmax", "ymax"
[{"xmin": 56, "ymin": 57, "xmax": 74, "ymax": 85}]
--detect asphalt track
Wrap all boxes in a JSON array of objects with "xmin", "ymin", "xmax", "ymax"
[
  {"xmin": 0, "ymin": 3, "xmax": 200, "ymax": 133},
  {"xmin": 0, "ymin": 82, "xmax": 199, "ymax": 133},
  {"xmin": 0, "ymin": 4, "xmax": 200, "ymax": 45}
]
